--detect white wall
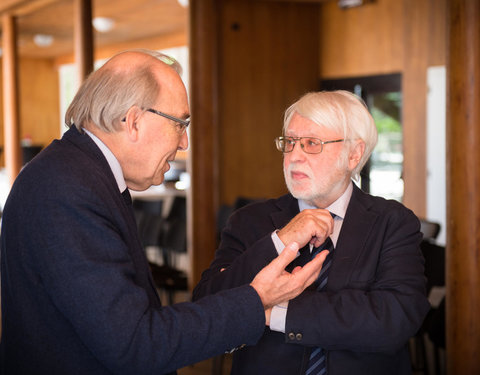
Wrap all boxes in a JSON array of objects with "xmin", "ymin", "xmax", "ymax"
[{"xmin": 426, "ymin": 66, "xmax": 446, "ymax": 245}]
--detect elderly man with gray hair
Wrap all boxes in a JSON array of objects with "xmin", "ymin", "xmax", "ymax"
[
  {"xmin": 0, "ymin": 50, "xmax": 328, "ymax": 375},
  {"xmin": 194, "ymin": 90, "xmax": 430, "ymax": 375}
]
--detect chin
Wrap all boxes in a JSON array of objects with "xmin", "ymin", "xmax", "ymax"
[
  {"xmin": 286, "ymin": 181, "xmax": 313, "ymax": 200},
  {"xmin": 152, "ymin": 177, "xmax": 165, "ymax": 186}
]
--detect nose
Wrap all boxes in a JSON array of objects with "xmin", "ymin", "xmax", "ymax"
[
  {"xmin": 288, "ymin": 140, "xmax": 306, "ymax": 162},
  {"xmin": 178, "ymin": 131, "xmax": 189, "ymax": 151}
]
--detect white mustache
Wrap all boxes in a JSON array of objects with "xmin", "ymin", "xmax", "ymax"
[{"xmin": 287, "ymin": 164, "xmax": 312, "ymax": 179}]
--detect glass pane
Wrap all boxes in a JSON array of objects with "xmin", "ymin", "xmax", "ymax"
[{"xmin": 368, "ymin": 92, "xmax": 403, "ymax": 202}]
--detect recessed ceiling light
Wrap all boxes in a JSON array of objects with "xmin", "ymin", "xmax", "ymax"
[
  {"xmin": 33, "ymin": 34, "xmax": 54, "ymax": 47},
  {"xmin": 177, "ymin": 0, "xmax": 188, "ymax": 7},
  {"xmin": 93, "ymin": 17, "xmax": 115, "ymax": 33},
  {"xmin": 338, "ymin": 0, "xmax": 364, "ymax": 8}
]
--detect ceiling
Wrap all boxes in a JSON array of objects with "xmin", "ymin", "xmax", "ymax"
[{"xmin": 0, "ymin": 0, "xmax": 189, "ymax": 59}]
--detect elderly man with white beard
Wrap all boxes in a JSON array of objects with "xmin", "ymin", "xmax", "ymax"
[{"xmin": 193, "ymin": 90, "xmax": 430, "ymax": 375}]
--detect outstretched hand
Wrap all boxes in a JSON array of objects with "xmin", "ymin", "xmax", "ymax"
[{"xmin": 250, "ymin": 242, "xmax": 329, "ymax": 312}]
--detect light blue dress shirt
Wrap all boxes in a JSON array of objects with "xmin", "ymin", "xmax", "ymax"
[{"xmin": 83, "ymin": 128, "xmax": 126, "ymax": 193}]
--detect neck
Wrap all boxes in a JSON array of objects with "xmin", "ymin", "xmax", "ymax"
[{"xmin": 308, "ymin": 179, "xmax": 351, "ymax": 209}]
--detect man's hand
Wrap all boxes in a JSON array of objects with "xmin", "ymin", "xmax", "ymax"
[
  {"xmin": 250, "ymin": 242, "xmax": 329, "ymax": 314},
  {"xmin": 277, "ymin": 209, "xmax": 333, "ymax": 249}
]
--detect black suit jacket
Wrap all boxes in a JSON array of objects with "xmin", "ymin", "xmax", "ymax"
[
  {"xmin": 193, "ymin": 186, "xmax": 430, "ymax": 375},
  {"xmin": 0, "ymin": 126, "xmax": 265, "ymax": 374}
]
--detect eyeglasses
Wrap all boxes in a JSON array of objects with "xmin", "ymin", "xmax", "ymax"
[
  {"xmin": 145, "ymin": 108, "xmax": 190, "ymax": 135},
  {"xmin": 275, "ymin": 136, "xmax": 344, "ymax": 154},
  {"xmin": 121, "ymin": 108, "xmax": 190, "ymax": 135}
]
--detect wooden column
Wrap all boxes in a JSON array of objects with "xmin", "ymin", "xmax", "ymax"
[
  {"xmin": 189, "ymin": 0, "xmax": 220, "ymax": 286},
  {"xmin": 446, "ymin": 0, "xmax": 480, "ymax": 373},
  {"xmin": 74, "ymin": 0, "xmax": 94, "ymax": 82},
  {"xmin": 2, "ymin": 13, "xmax": 21, "ymax": 186}
]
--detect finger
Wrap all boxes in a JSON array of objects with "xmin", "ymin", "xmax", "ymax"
[
  {"xmin": 291, "ymin": 266, "xmax": 302, "ymax": 274},
  {"xmin": 271, "ymin": 242, "xmax": 300, "ymax": 272},
  {"xmin": 297, "ymin": 249, "xmax": 329, "ymax": 285}
]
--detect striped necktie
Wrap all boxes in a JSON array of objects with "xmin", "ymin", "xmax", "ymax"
[{"xmin": 306, "ymin": 236, "xmax": 335, "ymax": 375}]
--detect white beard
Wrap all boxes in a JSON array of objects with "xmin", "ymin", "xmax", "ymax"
[{"xmin": 284, "ymin": 159, "xmax": 350, "ymax": 207}]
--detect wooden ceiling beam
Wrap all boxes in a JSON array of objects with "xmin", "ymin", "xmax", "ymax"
[{"xmin": 0, "ymin": 0, "xmax": 62, "ymax": 17}]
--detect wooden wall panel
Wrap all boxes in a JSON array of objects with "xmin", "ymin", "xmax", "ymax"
[
  {"xmin": 428, "ymin": 0, "xmax": 447, "ymax": 66},
  {"xmin": 402, "ymin": 0, "xmax": 429, "ymax": 217},
  {"xmin": 19, "ymin": 58, "xmax": 60, "ymax": 149},
  {"xmin": 0, "ymin": 57, "xmax": 59, "ymax": 167},
  {"xmin": 219, "ymin": 0, "xmax": 320, "ymax": 205},
  {"xmin": 319, "ymin": 0, "xmax": 404, "ymax": 78}
]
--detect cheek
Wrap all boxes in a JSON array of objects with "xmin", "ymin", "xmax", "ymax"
[{"xmin": 283, "ymin": 153, "xmax": 295, "ymax": 168}]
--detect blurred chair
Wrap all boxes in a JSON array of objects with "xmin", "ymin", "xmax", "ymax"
[
  {"xmin": 133, "ymin": 197, "xmax": 188, "ymax": 305},
  {"xmin": 216, "ymin": 196, "xmax": 263, "ymax": 245},
  {"xmin": 153, "ymin": 196, "xmax": 188, "ymax": 305},
  {"xmin": 22, "ymin": 145, "xmax": 43, "ymax": 165},
  {"xmin": 133, "ymin": 199, "xmax": 164, "ymax": 248},
  {"xmin": 161, "ymin": 196, "xmax": 187, "ymax": 264},
  {"xmin": 410, "ymin": 219, "xmax": 445, "ymax": 374},
  {"xmin": 419, "ymin": 218, "xmax": 441, "ymax": 242}
]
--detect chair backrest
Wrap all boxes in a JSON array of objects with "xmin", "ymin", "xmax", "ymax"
[
  {"xmin": 216, "ymin": 196, "xmax": 263, "ymax": 245},
  {"xmin": 162, "ymin": 196, "xmax": 187, "ymax": 253},
  {"xmin": 419, "ymin": 219, "xmax": 441, "ymax": 242},
  {"xmin": 420, "ymin": 240, "xmax": 445, "ymax": 293},
  {"xmin": 133, "ymin": 199, "xmax": 164, "ymax": 247}
]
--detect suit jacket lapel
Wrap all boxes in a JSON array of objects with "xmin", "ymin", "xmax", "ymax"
[
  {"xmin": 328, "ymin": 184, "xmax": 378, "ymax": 291},
  {"xmin": 270, "ymin": 194, "xmax": 300, "ymax": 229}
]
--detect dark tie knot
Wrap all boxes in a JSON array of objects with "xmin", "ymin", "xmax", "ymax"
[{"xmin": 122, "ymin": 189, "xmax": 132, "ymax": 206}]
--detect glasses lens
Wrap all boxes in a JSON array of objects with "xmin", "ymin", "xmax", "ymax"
[
  {"xmin": 303, "ymin": 138, "xmax": 323, "ymax": 154},
  {"xmin": 275, "ymin": 137, "xmax": 285, "ymax": 152},
  {"xmin": 175, "ymin": 123, "xmax": 187, "ymax": 135},
  {"xmin": 276, "ymin": 137, "xmax": 294, "ymax": 153}
]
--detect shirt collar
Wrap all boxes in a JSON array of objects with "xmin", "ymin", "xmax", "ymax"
[
  {"xmin": 298, "ymin": 181, "xmax": 353, "ymax": 220},
  {"xmin": 83, "ymin": 128, "xmax": 126, "ymax": 193}
]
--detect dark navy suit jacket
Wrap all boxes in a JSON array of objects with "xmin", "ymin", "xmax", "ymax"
[
  {"xmin": 0, "ymin": 126, "xmax": 265, "ymax": 374},
  {"xmin": 193, "ymin": 186, "xmax": 430, "ymax": 375}
]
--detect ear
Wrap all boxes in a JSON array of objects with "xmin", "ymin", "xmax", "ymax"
[
  {"xmin": 123, "ymin": 106, "xmax": 143, "ymax": 142},
  {"xmin": 348, "ymin": 139, "xmax": 365, "ymax": 171}
]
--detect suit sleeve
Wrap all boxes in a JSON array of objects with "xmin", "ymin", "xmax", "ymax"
[
  {"xmin": 27, "ymin": 180, "xmax": 265, "ymax": 374},
  {"xmin": 193, "ymin": 204, "xmax": 279, "ymax": 300},
  {"xmin": 285, "ymin": 204, "xmax": 430, "ymax": 353}
]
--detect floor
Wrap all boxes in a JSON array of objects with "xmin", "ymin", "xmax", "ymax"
[
  {"xmin": 177, "ymin": 359, "xmax": 212, "ymax": 375},
  {"xmin": 178, "ymin": 355, "xmax": 232, "ymax": 375}
]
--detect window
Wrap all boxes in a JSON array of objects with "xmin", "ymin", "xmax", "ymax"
[{"xmin": 320, "ymin": 74, "xmax": 403, "ymax": 202}]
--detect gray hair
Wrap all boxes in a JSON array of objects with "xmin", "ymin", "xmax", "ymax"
[
  {"xmin": 65, "ymin": 49, "xmax": 182, "ymax": 132},
  {"xmin": 283, "ymin": 90, "xmax": 378, "ymax": 180}
]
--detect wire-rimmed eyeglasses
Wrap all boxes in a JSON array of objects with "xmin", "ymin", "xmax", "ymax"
[
  {"xmin": 145, "ymin": 108, "xmax": 190, "ymax": 135},
  {"xmin": 122, "ymin": 108, "xmax": 190, "ymax": 135},
  {"xmin": 275, "ymin": 136, "xmax": 344, "ymax": 154}
]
